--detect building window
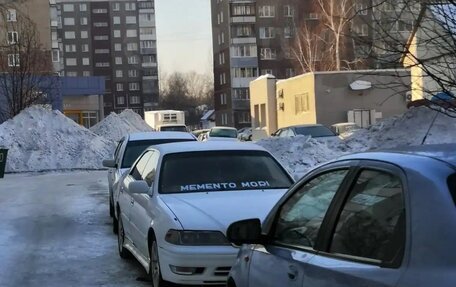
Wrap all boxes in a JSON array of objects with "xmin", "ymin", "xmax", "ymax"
[
  {"xmin": 258, "ymin": 5, "xmax": 275, "ymax": 17},
  {"xmin": 80, "ymin": 17, "xmax": 88, "ymax": 25},
  {"xmin": 113, "ymin": 3, "xmax": 120, "ymax": 11},
  {"xmin": 129, "ymin": 82, "xmax": 140, "ymax": 91},
  {"xmin": 81, "ymin": 44, "xmax": 89, "ymax": 52},
  {"xmin": 140, "ymin": 27, "xmax": 154, "ymax": 36},
  {"xmin": 308, "ymin": 13, "xmax": 321, "ymax": 20},
  {"xmin": 114, "ymin": 43, "xmax": 122, "ymax": 51},
  {"xmin": 113, "ymin": 16, "xmax": 121, "ymax": 24},
  {"xmin": 356, "ymin": 3, "xmax": 368, "ymax": 15},
  {"xmin": 116, "ymin": 70, "xmax": 123, "ymax": 78},
  {"xmin": 220, "ymin": 93, "xmax": 227, "ymax": 105},
  {"xmin": 233, "ymin": 89, "xmax": 250, "ymax": 100},
  {"xmin": 64, "ymin": 31, "xmax": 76, "ymax": 39},
  {"xmin": 115, "ymin": 57, "xmax": 123, "ymax": 64},
  {"xmin": 79, "ymin": 4, "xmax": 87, "ymax": 11},
  {"xmin": 221, "ymin": 32, "xmax": 225, "ymax": 43},
  {"xmin": 66, "ymin": 71, "xmax": 78, "ymax": 77},
  {"xmin": 128, "ymin": 70, "xmax": 138, "ymax": 77},
  {"xmin": 138, "ymin": 2, "xmax": 153, "ymax": 9},
  {"xmin": 82, "ymin": 58, "xmax": 90, "ymax": 65},
  {"xmin": 128, "ymin": 56, "xmax": 138, "ymax": 64},
  {"xmin": 259, "ymin": 27, "xmax": 276, "ymax": 39},
  {"xmin": 231, "ymin": 4, "xmax": 255, "ymax": 16},
  {"xmin": 63, "ymin": 4, "xmax": 74, "ymax": 12},
  {"xmin": 51, "ymin": 31, "xmax": 58, "ymax": 41},
  {"xmin": 125, "ymin": 2, "xmax": 136, "ymax": 11},
  {"xmin": 221, "ymin": 113, "xmax": 228, "ymax": 125},
  {"xmin": 95, "ymin": 62, "xmax": 110, "ymax": 67},
  {"xmin": 286, "ymin": 68, "xmax": 296, "ymax": 78},
  {"xmin": 117, "ymin": 96, "xmax": 125, "ymax": 105},
  {"xmin": 140, "ymin": 40, "xmax": 155, "ymax": 49},
  {"xmin": 284, "ymin": 26, "xmax": 294, "ymax": 38},
  {"xmin": 126, "ymin": 16, "xmax": 137, "ymax": 24},
  {"xmin": 233, "ymin": 67, "xmax": 258, "ymax": 78},
  {"xmin": 218, "ymin": 52, "xmax": 225, "ymax": 65},
  {"xmin": 81, "ymin": 31, "xmax": 88, "ymax": 39},
  {"xmin": 142, "ymin": 55, "xmax": 155, "ymax": 63},
  {"xmin": 127, "ymin": 43, "xmax": 138, "ymax": 51},
  {"xmin": 113, "ymin": 30, "xmax": 121, "ymax": 38},
  {"xmin": 261, "ymin": 69, "xmax": 273, "ymax": 75},
  {"xmin": 139, "ymin": 13, "xmax": 153, "ymax": 22},
  {"xmin": 233, "ymin": 25, "xmax": 254, "ymax": 37},
  {"xmin": 126, "ymin": 29, "xmax": 137, "ymax": 37},
  {"xmin": 284, "ymin": 5, "xmax": 294, "ymax": 17},
  {"xmin": 116, "ymin": 83, "xmax": 124, "ymax": 91},
  {"xmin": 295, "ymin": 93, "xmax": 309, "ymax": 114},
  {"xmin": 66, "ymin": 58, "xmax": 77, "ymax": 66},
  {"xmin": 7, "ymin": 32, "xmax": 18, "ymax": 44},
  {"xmin": 64, "ymin": 17, "xmax": 75, "ymax": 26},
  {"xmin": 94, "ymin": 49, "xmax": 110, "ymax": 54},
  {"xmin": 93, "ymin": 8, "xmax": 107, "ymax": 13},
  {"xmin": 231, "ymin": 44, "xmax": 257, "ymax": 57},
  {"xmin": 219, "ymin": 73, "xmax": 227, "ymax": 85},
  {"xmin": 94, "ymin": 35, "xmax": 109, "ymax": 40},
  {"xmin": 7, "ymin": 54, "xmax": 19, "ymax": 67},
  {"xmin": 260, "ymin": 48, "xmax": 277, "ymax": 60},
  {"xmin": 52, "ymin": 50, "xmax": 60, "ymax": 62},
  {"xmin": 130, "ymin": 95, "xmax": 141, "ymax": 104},
  {"xmin": 354, "ymin": 24, "xmax": 369, "ymax": 36},
  {"xmin": 83, "ymin": 71, "xmax": 91, "ymax": 76},
  {"xmin": 6, "ymin": 9, "xmax": 17, "ymax": 22},
  {"xmin": 94, "ymin": 22, "xmax": 108, "ymax": 27},
  {"xmin": 238, "ymin": 112, "xmax": 251, "ymax": 124}
]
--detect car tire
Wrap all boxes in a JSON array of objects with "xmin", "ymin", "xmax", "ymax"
[
  {"xmin": 149, "ymin": 235, "xmax": 167, "ymax": 287},
  {"xmin": 117, "ymin": 214, "xmax": 131, "ymax": 259},
  {"xmin": 113, "ymin": 213, "xmax": 119, "ymax": 235},
  {"xmin": 109, "ymin": 194, "xmax": 114, "ymax": 218}
]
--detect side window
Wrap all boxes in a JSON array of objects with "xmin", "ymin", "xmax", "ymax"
[
  {"xmin": 279, "ymin": 129, "xmax": 289, "ymax": 137},
  {"xmin": 114, "ymin": 140, "xmax": 123, "ymax": 161},
  {"xmin": 130, "ymin": 151, "xmax": 152, "ymax": 181},
  {"xmin": 329, "ymin": 169, "xmax": 405, "ymax": 264},
  {"xmin": 273, "ymin": 169, "xmax": 349, "ymax": 249},
  {"xmin": 141, "ymin": 152, "xmax": 160, "ymax": 187}
]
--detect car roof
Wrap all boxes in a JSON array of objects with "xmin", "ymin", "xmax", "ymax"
[
  {"xmin": 160, "ymin": 124, "xmax": 186, "ymax": 127},
  {"xmin": 284, "ymin": 124, "xmax": 325, "ymax": 129},
  {"xmin": 147, "ymin": 141, "xmax": 268, "ymax": 154},
  {"xmin": 339, "ymin": 144, "xmax": 456, "ymax": 168},
  {"xmin": 210, "ymin": 126, "xmax": 237, "ymax": 131},
  {"xmin": 127, "ymin": 132, "xmax": 195, "ymax": 141}
]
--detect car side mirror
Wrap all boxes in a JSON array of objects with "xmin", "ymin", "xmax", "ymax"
[
  {"xmin": 103, "ymin": 159, "xmax": 117, "ymax": 168},
  {"xmin": 129, "ymin": 180, "xmax": 150, "ymax": 194},
  {"xmin": 227, "ymin": 218, "xmax": 262, "ymax": 245}
]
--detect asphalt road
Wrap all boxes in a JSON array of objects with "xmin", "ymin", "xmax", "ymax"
[{"xmin": 0, "ymin": 171, "xmax": 150, "ymax": 287}]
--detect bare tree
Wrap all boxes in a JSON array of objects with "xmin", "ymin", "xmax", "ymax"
[{"xmin": 0, "ymin": 6, "xmax": 53, "ymax": 121}]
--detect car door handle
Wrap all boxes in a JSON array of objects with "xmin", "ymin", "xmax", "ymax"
[
  {"xmin": 130, "ymin": 199, "xmax": 134, "ymax": 205},
  {"xmin": 287, "ymin": 265, "xmax": 298, "ymax": 280}
]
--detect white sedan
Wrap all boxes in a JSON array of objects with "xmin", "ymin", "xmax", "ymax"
[{"xmin": 114, "ymin": 141, "xmax": 294, "ymax": 286}]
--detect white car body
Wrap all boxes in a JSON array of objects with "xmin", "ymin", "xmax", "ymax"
[
  {"xmin": 204, "ymin": 127, "xmax": 239, "ymax": 142},
  {"xmin": 115, "ymin": 141, "xmax": 294, "ymax": 285}
]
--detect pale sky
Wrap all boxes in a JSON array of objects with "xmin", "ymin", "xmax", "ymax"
[{"xmin": 155, "ymin": 0, "xmax": 213, "ymax": 76}]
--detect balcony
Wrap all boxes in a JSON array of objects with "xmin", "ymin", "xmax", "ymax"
[
  {"xmin": 232, "ymin": 99, "xmax": 250, "ymax": 110},
  {"xmin": 232, "ymin": 77, "xmax": 257, "ymax": 88},
  {"xmin": 230, "ymin": 16, "xmax": 256, "ymax": 23},
  {"xmin": 142, "ymin": 62, "xmax": 157, "ymax": 68},
  {"xmin": 141, "ymin": 47, "xmax": 157, "ymax": 55},
  {"xmin": 231, "ymin": 37, "xmax": 257, "ymax": 44},
  {"xmin": 139, "ymin": 34, "xmax": 156, "ymax": 41}
]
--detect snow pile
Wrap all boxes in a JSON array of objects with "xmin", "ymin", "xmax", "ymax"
[
  {"xmin": 345, "ymin": 107, "xmax": 456, "ymax": 150},
  {"xmin": 257, "ymin": 136, "xmax": 350, "ymax": 177},
  {"xmin": 90, "ymin": 109, "xmax": 153, "ymax": 142},
  {"xmin": 0, "ymin": 106, "xmax": 114, "ymax": 172}
]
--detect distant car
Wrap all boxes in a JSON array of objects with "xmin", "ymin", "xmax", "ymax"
[
  {"xmin": 226, "ymin": 144, "xmax": 456, "ymax": 287},
  {"xmin": 114, "ymin": 141, "xmax": 294, "ymax": 286},
  {"xmin": 192, "ymin": 129, "xmax": 209, "ymax": 138},
  {"xmin": 158, "ymin": 124, "xmax": 188, "ymax": 132},
  {"xmin": 205, "ymin": 127, "xmax": 238, "ymax": 141},
  {"xmin": 238, "ymin": 128, "xmax": 253, "ymax": 141},
  {"xmin": 272, "ymin": 124, "xmax": 338, "ymax": 140},
  {"xmin": 102, "ymin": 132, "xmax": 196, "ymax": 232},
  {"xmin": 331, "ymin": 122, "xmax": 360, "ymax": 135}
]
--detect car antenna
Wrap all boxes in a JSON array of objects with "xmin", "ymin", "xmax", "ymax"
[{"xmin": 421, "ymin": 110, "xmax": 439, "ymax": 145}]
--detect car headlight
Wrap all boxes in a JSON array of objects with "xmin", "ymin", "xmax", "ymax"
[{"xmin": 165, "ymin": 229, "xmax": 230, "ymax": 246}]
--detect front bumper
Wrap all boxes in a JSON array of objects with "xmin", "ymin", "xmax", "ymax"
[{"xmin": 159, "ymin": 244, "xmax": 238, "ymax": 285}]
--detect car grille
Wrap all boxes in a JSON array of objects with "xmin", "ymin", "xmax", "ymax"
[{"xmin": 214, "ymin": 266, "xmax": 231, "ymax": 277}]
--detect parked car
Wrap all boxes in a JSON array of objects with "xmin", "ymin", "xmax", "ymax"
[
  {"xmin": 205, "ymin": 127, "xmax": 238, "ymax": 141},
  {"xmin": 238, "ymin": 128, "xmax": 253, "ymax": 141},
  {"xmin": 226, "ymin": 144, "xmax": 456, "ymax": 287},
  {"xmin": 331, "ymin": 122, "xmax": 360, "ymax": 135},
  {"xmin": 272, "ymin": 124, "xmax": 338, "ymax": 139},
  {"xmin": 192, "ymin": 129, "xmax": 209, "ymax": 138},
  {"xmin": 114, "ymin": 141, "xmax": 294, "ymax": 286},
  {"xmin": 102, "ymin": 132, "xmax": 196, "ymax": 230},
  {"xmin": 158, "ymin": 124, "xmax": 188, "ymax": 132}
]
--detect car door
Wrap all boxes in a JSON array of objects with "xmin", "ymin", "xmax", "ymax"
[
  {"xmin": 120, "ymin": 151, "xmax": 152, "ymax": 239},
  {"xmin": 247, "ymin": 168, "xmax": 353, "ymax": 287},
  {"xmin": 109, "ymin": 139, "xmax": 124, "ymax": 190},
  {"xmin": 129, "ymin": 150, "xmax": 161, "ymax": 258},
  {"xmin": 303, "ymin": 163, "xmax": 407, "ymax": 287}
]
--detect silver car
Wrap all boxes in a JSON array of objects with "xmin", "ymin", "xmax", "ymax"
[{"xmin": 226, "ymin": 144, "xmax": 456, "ymax": 287}]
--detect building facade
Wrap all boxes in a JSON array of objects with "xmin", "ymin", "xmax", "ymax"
[
  {"xmin": 211, "ymin": 0, "xmax": 298, "ymax": 129},
  {"xmin": 51, "ymin": 0, "xmax": 159, "ymax": 117}
]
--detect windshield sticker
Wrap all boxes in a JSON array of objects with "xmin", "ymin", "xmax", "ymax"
[{"xmin": 180, "ymin": 181, "xmax": 271, "ymax": 192}]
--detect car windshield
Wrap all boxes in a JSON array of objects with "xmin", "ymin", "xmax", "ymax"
[
  {"xmin": 160, "ymin": 126, "xmax": 187, "ymax": 132},
  {"xmin": 121, "ymin": 139, "xmax": 193, "ymax": 168},
  {"xmin": 209, "ymin": 128, "xmax": 237, "ymax": 138},
  {"xmin": 159, "ymin": 151, "xmax": 293, "ymax": 194},
  {"xmin": 295, "ymin": 126, "xmax": 336, "ymax": 138}
]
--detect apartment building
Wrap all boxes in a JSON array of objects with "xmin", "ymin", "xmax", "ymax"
[
  {"xmin": 211, "ymin": 0, "xmax": 298, "ymax": 129},
  {"xmin": 50, "ymin": 0, "xmax": 159, "ymax": 117}
]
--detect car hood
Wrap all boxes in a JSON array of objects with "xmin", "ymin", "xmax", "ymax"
[{"xmin": 160, "ymin": 189, "xmax": 287, "ymax": 232}]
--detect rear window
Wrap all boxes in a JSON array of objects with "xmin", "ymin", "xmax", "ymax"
[
  {"xmin": 121, "ymin": 139, "xmax": 193, "ymax": 168},
  {"xmin": 448, "ymin": 174, "xmax": 456, "ymax": 205},
  {"xmin": 209, "ymin": 128, "xmax": 237, "ymax": 138},
  {"xmin": 159, "ymin": 150, "xmax": 293, "ymax": 194},
  {"xmin": 160, "ymin": 126, "xmax": 187, "ymax": 132},
  {"xmin": 295, "ymin": 126, "xmax": 336, "ymax": 138}
]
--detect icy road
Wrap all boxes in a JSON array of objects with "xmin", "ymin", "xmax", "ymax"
[{"xmin": 0, "ymin": 171, "xmax": 149, "ymax": 287}]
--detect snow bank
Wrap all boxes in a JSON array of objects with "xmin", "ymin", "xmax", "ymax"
[
  {"xmin": 0, "ymin": 106, "xmax": 114, "ymax": 172},
  {"xmin": 90, "ymin": 109, "xmax": 153, "ymax": 142}
]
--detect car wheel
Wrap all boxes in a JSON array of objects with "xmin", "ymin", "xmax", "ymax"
[
  {"xmin": 109, "ymin": 194, "xmax": 114, "ymax": 218},
  {"xmin": 117, "ymin": 214, "xmax": 131, "ymax": 259},
  {"xmin": 150, "ymin": 236, "xmax": 166, "ymax": 287},
  {"xmin": 248, "ymin": 135, "xmax": 252, "ymax": 141},
  {"xmin": 113, "ymin": 212, "xmax": 119, "ymax": 234}
]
